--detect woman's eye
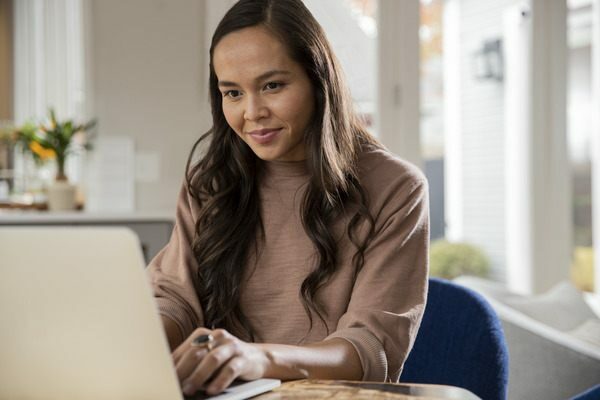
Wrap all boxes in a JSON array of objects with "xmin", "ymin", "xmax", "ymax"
[
  {"xmin": 264, "ymin": 82, "xmax": 283, "ymax": 91},
  {"xmin": 224, "ymin": 90, "xmax": 241, "ymax": 99}
]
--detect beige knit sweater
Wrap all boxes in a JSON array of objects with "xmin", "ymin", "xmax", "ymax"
[{"xmin": 147, "ymin": 146, "xmax": 429, "ymax": 382}]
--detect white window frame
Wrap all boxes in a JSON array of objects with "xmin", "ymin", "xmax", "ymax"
[
  {"xmin": 443, "ymin": 0, "xmax": 463, "ymax": 241},
  {"xmin": 376, "ymin": 0, "xmax": 422, "ymax": 170},
  {"xmin": 592, "ymin": 0, "xmax": 600, "ymax": 295}
]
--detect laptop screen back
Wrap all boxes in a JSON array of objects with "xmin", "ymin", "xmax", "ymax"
[{"xmin": 0, "ymin": 227, "xmax": 182, "ymax": 400}]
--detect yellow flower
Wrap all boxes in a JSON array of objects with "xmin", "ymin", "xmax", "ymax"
[{"xmin": 29, "ymin": 141, "xmax": 56, "ymax": 160}]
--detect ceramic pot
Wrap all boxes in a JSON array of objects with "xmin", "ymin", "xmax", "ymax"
[{"xmin": 47, "ymin": 180, "xmax": 77, "ymax": 211}]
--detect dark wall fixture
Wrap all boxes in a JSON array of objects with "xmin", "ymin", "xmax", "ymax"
[{"xmin": 471, "ymin": 38, "xmax": 504, "ymax": 82}]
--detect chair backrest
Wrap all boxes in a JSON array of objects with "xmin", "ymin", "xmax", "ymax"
[
  {"xmin": 570, "ymin": 384, "xmax": 600, "ymax": 400},
  {"xmin": 400, "ymin": 278, "xmax": 509, "ymax": 400}
]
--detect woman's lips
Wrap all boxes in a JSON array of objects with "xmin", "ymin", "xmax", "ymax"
[{"xmin": 247, "ymin": 128, "xmax": 282, "ymax": 145}]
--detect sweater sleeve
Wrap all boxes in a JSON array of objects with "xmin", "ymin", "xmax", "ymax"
[
  {"xmin": 146, "ymin": 183, "xmax": 204, "ymax": 341},
  {"xmin": 325, "ymin": 171, "xmax": 430, "ymax": 382}
]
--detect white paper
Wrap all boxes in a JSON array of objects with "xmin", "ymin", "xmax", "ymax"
[
  {"xmin": 85, "ymin": 136, "xmax": 135, "ymax": 212},
  {"xmin": 135, "ymin": 151, "xmax": 161, "ymax": 183}
]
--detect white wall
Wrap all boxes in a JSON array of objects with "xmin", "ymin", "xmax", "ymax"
[
  {"xmin": 453, "ymin": 0, "xmax": 571, "ymax": 291},
  {"xmin": 89, "ymin": 0, "xmax": 209, "ymax": 212},
  {"xmin": 457, "ymin": 0, "xmax": 520, "ymax": 280}
]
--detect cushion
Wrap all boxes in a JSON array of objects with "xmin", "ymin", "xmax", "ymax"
[
  {"xmin": 504, "ymin": 281, "xmax": 597, "ymax": 331},
  {"xmin": 454, "ymin": 276, "xmax": 524, "ymax": 303},
  {"xmin": 583, "ymin": 292, "xmax": 600, "ymax": 318},
  {"xmin": 568, "ymin": 318, "xmax": 600, "ymax": 348}
]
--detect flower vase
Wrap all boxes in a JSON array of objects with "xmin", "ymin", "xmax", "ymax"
[{"xmin": 47, "ymin": 179, "xmax": 77, "ymax": 211}]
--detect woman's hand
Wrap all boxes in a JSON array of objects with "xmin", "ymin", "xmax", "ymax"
[{"xmin": 173, "ymin": 328, "xmax": 271, "ymax": 396}]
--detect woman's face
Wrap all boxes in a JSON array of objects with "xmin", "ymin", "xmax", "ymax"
[{"xmin": 213, "ymin": 26, "xmax": 315, "ymax": 162}]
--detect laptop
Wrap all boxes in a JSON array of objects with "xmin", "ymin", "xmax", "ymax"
[{"xmin": 0, "ymin": 227, "xmax": 280, "ymax": 400}]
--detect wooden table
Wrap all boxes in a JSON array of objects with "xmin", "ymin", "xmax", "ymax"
[{"xmin": 254, "ymin": 380, "xmax": 481, "ymax": 400}]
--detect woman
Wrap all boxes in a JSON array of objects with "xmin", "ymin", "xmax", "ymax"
[{"xmin": 147, "ymin": 0, "xmax": 429, "ymax": 396}]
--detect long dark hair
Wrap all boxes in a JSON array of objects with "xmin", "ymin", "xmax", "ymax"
[{"xmin": 185, "ymin": 0, "xmax": 382, "ymax": 341}]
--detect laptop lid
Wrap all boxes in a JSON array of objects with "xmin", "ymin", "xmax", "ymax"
[{"xmin": 0, "ymin": 227, "xmax": 183, "ymax": 400}]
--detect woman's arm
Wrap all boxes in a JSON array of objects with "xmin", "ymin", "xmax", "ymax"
[
  {"xmin": 147, "ymin": 183, "xmax": 205, "ymax": 344},
  {"xmin": 162, "ymin": 315, "xmax": 184, "ymax": 351},
  {"xmin": 256, "ymin": 338, "xmax": 363, "ymax": 381},
  {"xmin": 172, "ymin": 328, "xmax": 362, "ymax": 396},
  {"xmin": 322, "ymin": 169, "xmax": 430, "ymax": 381}
]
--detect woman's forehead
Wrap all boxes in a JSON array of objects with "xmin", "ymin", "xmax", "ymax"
[{"xmin": 213, "ymin": 26, "xmax": 300, "ymax": 82}]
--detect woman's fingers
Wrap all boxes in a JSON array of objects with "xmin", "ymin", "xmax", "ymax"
[
  {"xmin": 205, "ymin": 356, "xmax": 246, "ymax": 395},
  {"xmin": 172, "ymin": 328, "xmax": 264, "ymax": 396},
  {"xmin": 181, "ymin": 341, "xmax": 238, "ymax": 395},
  {"xmin": 172, "ymin": 327, "xmax": 212, "ymax": 364},
  {"xmin": 175, "ymin": 347, "xmax": 209, "ymax": 381}
]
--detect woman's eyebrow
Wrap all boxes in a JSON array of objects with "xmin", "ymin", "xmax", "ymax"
[{"xmin": 218, "ymin": 69, "xmax": 292, "ymax": 88}]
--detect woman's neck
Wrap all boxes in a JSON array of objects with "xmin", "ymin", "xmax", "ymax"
[{"xmin": 261, "ymin": 159, "xmax": 308, "ymax": 178}]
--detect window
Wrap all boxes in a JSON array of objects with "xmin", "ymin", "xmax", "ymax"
[
  {"xmin": 305, "ymin": 0, "xmax": 378, "ymax": 130},
  {"xmin": 420, "ymin": 0, "xmax": 445, "ymax": 240},
  {"xmin": 0, "ymin": 0, "xmax": 13, "ymax": 121},
  {"xmin": 12, "ymin": 0, "xmax": 88, "ymax": 197},
  {"xmin": 567, "ymin": 0, "xmax": 594, "ymax": 291}
]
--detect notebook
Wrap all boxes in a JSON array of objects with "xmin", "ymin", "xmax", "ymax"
[{"xmin": 0, "ymin": 227, "xmax": 280, "ymax": 400}]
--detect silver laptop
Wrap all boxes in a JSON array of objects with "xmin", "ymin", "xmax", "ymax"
[{"xmin": 0, "ymin": 227, "xmax": 280, "ymax": 400}]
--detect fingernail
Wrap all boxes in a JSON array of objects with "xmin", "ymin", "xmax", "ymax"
[{"xmin": 182, "ymin": 382, "xmax": 194, "ymax": 395}]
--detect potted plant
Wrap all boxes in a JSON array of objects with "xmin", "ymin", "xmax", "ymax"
[{"xmin": 16, "ymin": 109, "xmax": 96, "ymax": 211}]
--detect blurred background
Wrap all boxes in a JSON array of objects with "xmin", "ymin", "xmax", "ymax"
[
  {"xmin": 1, "ymin": 0, "xmax": 596, "ymax": 295},
  {"xmin": 1, "ymin": 1, "xmax": 599, "ymax": 398}
]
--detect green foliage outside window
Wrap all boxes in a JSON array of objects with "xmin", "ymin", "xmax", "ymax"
[
  {"xmin": 571, "ymin": 246, "xmax": 594, "ymax": 292},
  {"xmin": 429, "ymin": 240, "xmax": 490, "ymax": 279}
]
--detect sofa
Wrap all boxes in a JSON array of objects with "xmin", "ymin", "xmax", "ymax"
[{"xmin": 453, "ymin": 276, "xmax": 600, "ymax": 400}]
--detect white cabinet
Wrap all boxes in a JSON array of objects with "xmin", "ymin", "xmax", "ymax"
[{"xmin": 0, "ymin": 211, "xmax": 174, "ymax": 264}]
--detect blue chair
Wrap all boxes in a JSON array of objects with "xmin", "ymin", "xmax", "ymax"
[
  {"xmin": 400, "ymin": 278, "xmax": 509, "ymax": 400},
  {"xmin": 570, "ymin": 384, "xmax": 600, "ymax": 400}
]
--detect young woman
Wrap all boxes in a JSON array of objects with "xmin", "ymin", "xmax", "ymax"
[{"xmin": 147, "ymin": 0, "xmax": 429, "ymax": 396}]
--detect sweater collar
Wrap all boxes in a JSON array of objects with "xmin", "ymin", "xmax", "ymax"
[{"xmin": 261, "ymin": 159, "xmax": 309, "ymax": 178}]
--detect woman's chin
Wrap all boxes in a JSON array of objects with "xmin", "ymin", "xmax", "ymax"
[
  {"xmin": 251, "ymin": 150, "xmax": 280, "ymax": 162},
  {"xmin": 245, "ymin": 143, "xmax": 306, "ymax": 162}
]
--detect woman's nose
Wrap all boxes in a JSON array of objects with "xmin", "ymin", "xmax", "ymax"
[{"xmin": 244, "ymin": 95, "xmax": 269, "ymax": 121}]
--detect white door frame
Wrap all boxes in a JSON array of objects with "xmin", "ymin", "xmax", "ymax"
[
  {"xmin": 592, "ymin": 0, "xmax": 600, "ymax": 295},
  {"xmin": 376, "ymin": 0, "xmax": 422, "ymax": 170}
]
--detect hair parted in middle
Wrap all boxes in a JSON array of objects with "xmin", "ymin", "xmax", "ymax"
[{"xmin": 185, "ymin": 0, "xmax": 382, "ymax": 341}]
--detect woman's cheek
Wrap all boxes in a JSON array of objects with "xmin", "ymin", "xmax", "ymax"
[{"xmin": 223, "ymin": 108, "xmax": 241, "ymax": 134}]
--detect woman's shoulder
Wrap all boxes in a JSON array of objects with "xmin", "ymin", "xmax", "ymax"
[
  {"xmin": 356, "ymin": 145, "xmax": 428, "ymax": 224},
  {"xmin": 357, "ymin": 144, "xmax": 428, "ymax": 190}
]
